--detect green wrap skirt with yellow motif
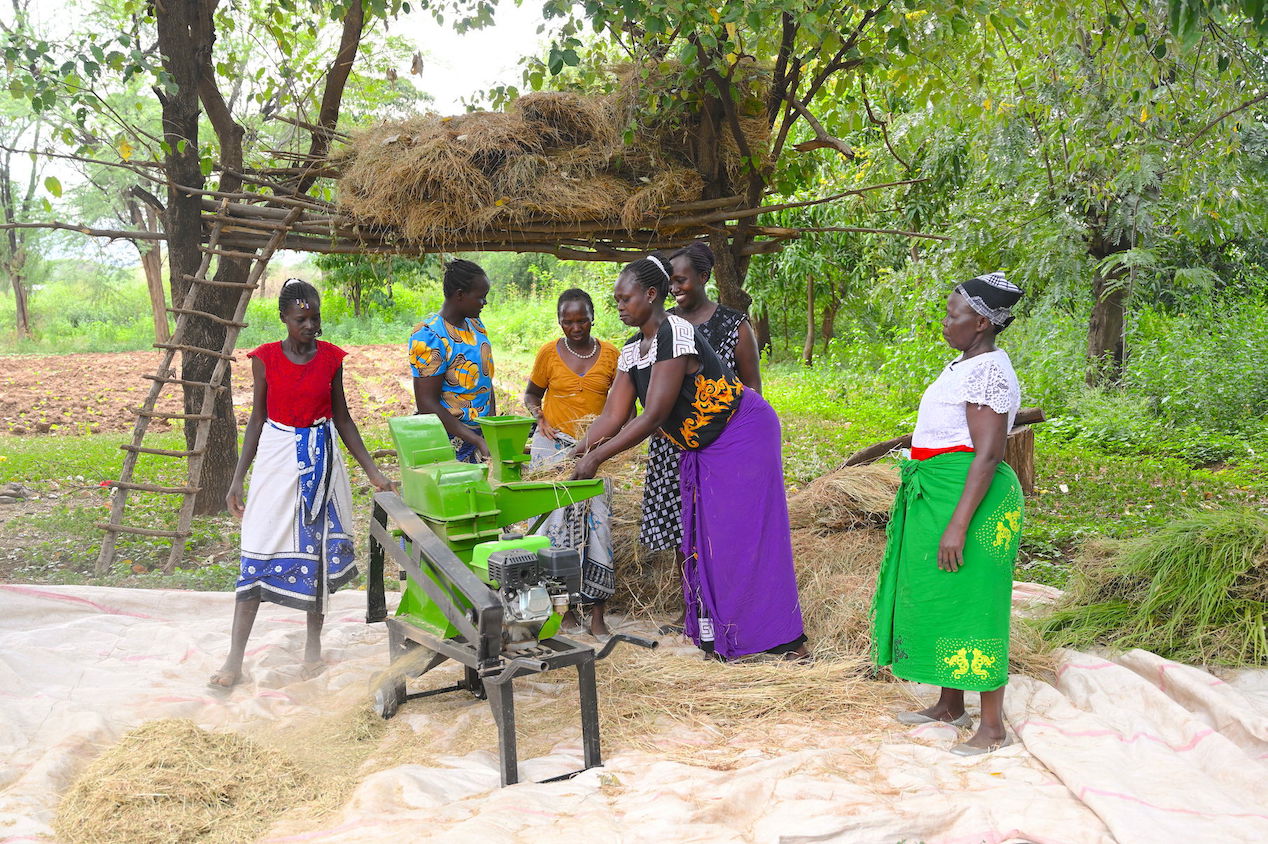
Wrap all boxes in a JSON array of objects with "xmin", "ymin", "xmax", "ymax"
[{"xmin": 871, "ymin": 451, "xmax": 1023, "ymax": 692}]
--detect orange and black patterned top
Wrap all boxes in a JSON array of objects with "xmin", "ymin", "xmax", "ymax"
[{"xmin": 617, "ymin": 314, "xmax": 744, "ymax": 451}]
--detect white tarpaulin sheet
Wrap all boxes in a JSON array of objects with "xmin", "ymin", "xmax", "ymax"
[{"xmin": 1, "ymin": 583, "xmax": 1266, "ymax": 843}]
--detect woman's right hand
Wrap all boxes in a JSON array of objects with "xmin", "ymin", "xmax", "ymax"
[
  {"xmin": 571, "ymin": 452, "xmax": 601, "ymax": 480},
  {"xmin": 475, "ymin": 437, "xmax": 491, "ymax": 461},
  {"xmin": 535, "ymin": 412, "xmax": 559, "ymax": 442},
  {"xmin": 226, "ymin": 484, "xmax": 246, "ymax": 519}
]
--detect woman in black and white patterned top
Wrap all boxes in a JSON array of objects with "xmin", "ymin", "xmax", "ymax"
[
  {"xmin": 640, "ymin": 242, "xmax": 763, "ymax": 566},
  {"xmin": 570, "ymin": 255, "xmax": 806, "ymax": 661}
]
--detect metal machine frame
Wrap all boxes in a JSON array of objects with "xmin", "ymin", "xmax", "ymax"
[{"xmin": 366, "ymin": 492, "xmax": 653, "ymax": 786}]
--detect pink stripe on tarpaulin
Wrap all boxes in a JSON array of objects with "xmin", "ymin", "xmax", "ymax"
[
  {"xmin": 0, "ymin": 584, "xmax": 162, "ymax": 620},
  {"xmin": 1152, "ymin": 661, "xmax": 1227, "ymax": 690},
  {"xmin": 1078, "ymin": 785, "xmax": 1268, "ymax": 820},
  {"xmin": 1015, "ymin": 718, "xmax": 1214, "ymax": 752},
  {"xmin": 1055, "ymin": 659, "xmax": 1118, "ymax": 677}
]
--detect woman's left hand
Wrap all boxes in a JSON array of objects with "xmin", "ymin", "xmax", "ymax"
[
  {"xmin": 571, "ymin": 452, "xmax": 601, "ymax": 480},
  {"xmin": 938, "ymin": 525, "xmax": 967, "ymax": 572}
]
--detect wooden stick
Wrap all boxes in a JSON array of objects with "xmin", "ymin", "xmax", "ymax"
[
  {"xmin": 0, "ymin": 221, "xmax": 166, "ymax": 240},
  {"xmin": 843, "ymin": 407, "xmax": 1047, "ymax": 466}
]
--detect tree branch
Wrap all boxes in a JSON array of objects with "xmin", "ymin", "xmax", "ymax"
[
  {"xmin": 859, "ymin": 78, "xmax": 910, "ymax": 170},
  {"xmin": 297, "ymin": 0, "xmax": 364, "ymax": 193},
  {"xmin": 788, "ymin": 98, "xmax": 855, "ymax": 160},
  {"xmin": 1180, "ymin": 89, "xmax": 1268, "ymax": 150},
  {"xmin": 764, "ymin": 224, "xmax": 949, "ymax": 241},
  {"xmin": 0, "ymin": 221, "xmax": 167, "ymax": 240}
]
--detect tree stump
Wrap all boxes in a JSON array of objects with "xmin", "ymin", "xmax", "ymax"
[{"xmin": 1004, "ymin": 425, "xmax": 1035, "ymax": 495}]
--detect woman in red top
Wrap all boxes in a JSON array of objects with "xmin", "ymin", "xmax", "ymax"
[{"xmin": 209, "ymin": 279, "xmax": 391, "ymax": 689}]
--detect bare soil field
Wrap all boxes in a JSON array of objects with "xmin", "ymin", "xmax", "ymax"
[{"xmin": 0, "ymin": 345, "xmax": 419, "ymax": 436}]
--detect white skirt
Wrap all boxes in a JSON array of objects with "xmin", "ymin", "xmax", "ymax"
[{"xmin": 237, "ymin": 419, "xmax": 357, "ymax": 612}]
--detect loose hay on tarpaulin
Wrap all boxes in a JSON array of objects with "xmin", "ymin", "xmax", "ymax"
[
  {"xmin": 55, "ymin": 720, "xmax": 309, "ymax": 844},
  {"xmin": 786, "ymin": 463, "xmax": 900, "ymax": 533}
]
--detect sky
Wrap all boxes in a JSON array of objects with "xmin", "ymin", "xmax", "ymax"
[
  {"xmin": 391, "ymin": 0, "xmax": 554, "ymax": 112},
  {"xmin": 9, "ymin": 0, "xmax": 557, "ymax": 264},
  {"xmin": 12, "ymin": 1, "xmax": 554, "ymax": 113}
]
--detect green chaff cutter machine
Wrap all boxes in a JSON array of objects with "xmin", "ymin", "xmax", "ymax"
[{"xmin": 365, "ymin": 413, "xmax": 655, "ymax": 786}]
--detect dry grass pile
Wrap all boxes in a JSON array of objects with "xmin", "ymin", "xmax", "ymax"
[
  {"xmin": 787, "ymin": 464, "xmax": 900, "ymax": 533},
  {"xmin": 1037, "ymin": 507, "xmax": 1268, "ymax": 665},
  {"xmin": 55, "ymin": 720, "xmax": 309, "ymax": 844},
  {"xmin": 595, "ymin": 648, "xmax": 908, "ymax": 755},
  {"xmin": 335, "ymin": 61, "xmax": 771, "ymax": 240}
]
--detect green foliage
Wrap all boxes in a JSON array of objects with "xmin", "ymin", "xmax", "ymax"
[
  {"xmin": 312, "ymin": 254, "xmax": 440, "ymax": 317},
  {"xmin": 1038, "ymin": 508, "xmax": 1268, "ymax": 665}
]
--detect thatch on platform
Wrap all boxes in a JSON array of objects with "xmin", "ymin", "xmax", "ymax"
[
  {"xmin": 331, "ymin": 70, "xmax": 767, "ymax": 245},
  {"xmin": 195, "ymin": 61, "xmax": 794, "ymax": 262}
]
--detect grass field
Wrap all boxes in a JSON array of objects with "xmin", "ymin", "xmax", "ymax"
[{"xmin": 2, "ymin": 346, "xmax": 1265, "ymax": 592}]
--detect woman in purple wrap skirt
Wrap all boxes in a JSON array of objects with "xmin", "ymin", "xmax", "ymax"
[{"xmin": 570, "ymin": 254, "xmax": 807, "ymax": 661}]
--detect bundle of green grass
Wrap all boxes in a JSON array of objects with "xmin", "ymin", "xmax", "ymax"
[{"xmin": 1039, "ymin": 508, "xmax": 1268, "ymax": 665}]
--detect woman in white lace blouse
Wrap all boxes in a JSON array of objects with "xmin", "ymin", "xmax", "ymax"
[{"xmin": 871, "ymin": 271, "xmax": 1025, "ymax": 755}]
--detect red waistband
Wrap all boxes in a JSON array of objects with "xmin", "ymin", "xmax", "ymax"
[{"xmin": 910, "ymin": 444, "xmax": 975, "ymax": 460}]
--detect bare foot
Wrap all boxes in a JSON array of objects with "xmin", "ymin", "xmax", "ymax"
[
  {"xmin": 299, "ymin": 661, "xmax": 327, "ymax": 681},
  {"xmin": 589, "ymin": 610, "xmax": 610, "ymax": 637},
  {"xmin": 915, "ymin": 702, "xmax": 967, "ymax": 723},
  {"xmin": 961, "ymin": 725, "xmax": 1008, "ymax": 749},
  {"xmin": 208, "ymin": 667, "xmax": 241, "ymax": 689},
  {"xmin": 562, "ymin": 609, "xmax": 584, "ymax": 634}
]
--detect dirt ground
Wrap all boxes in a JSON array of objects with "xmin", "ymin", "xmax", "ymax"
[{"xmin": 0, "ymin": 345, "xmax": 425, "ymax": 436}]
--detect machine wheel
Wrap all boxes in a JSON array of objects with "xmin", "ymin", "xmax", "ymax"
[{"xmin": 372, "ymin": 674, "xmax": 407, "ymax": 720}]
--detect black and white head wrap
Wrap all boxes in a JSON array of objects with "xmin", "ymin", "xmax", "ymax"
[{"xmin": 955, "ymin": 271, "xmax": 1023, "ymax": 330}]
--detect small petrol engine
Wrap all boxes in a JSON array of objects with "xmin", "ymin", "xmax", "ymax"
[{"xmin": 480, "ymin": 538, "xmax": 582, "ymax": 647}]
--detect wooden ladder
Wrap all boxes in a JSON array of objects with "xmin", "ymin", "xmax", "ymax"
[{"xmin": 96, "ymin": 202, "xmax": 303, "ymax": 574}]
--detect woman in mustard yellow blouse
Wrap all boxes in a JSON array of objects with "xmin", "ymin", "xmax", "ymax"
[{"xmin": 523, "ymin": 288, "xmax": 620, "ymax": 635}]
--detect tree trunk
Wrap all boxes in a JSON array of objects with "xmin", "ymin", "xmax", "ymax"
[
  {"xmin": 129, "ymin": 201, "xmax": 169, "ymax": 343},
  {"xmin": 821, "ymin": 292, "xmax": 839, "ymax": 355},
  {"xmin": 185, "ymin": 265, "xmax": 244, "ymax": 513},
  {"xmin": 7, "ymin": 263, "xmax": 31, "ymax": 340},
  {"xmin": 800, "ymin": 276, "xmax": 815, "ymax": 366},
  {"xmin": 755, "ymin": 306, "xmax": 772, "ymax": 354},
  {"xmin": 711, "ymin": 230, "xmax": 752, "ymax": 311},
  {"xmin": 1085, "ymin": 226, "xmax": 1131, "ymax": 386},
  {"xmin": 1, "ymin": 146, "xmax": 33, "ymax": 340},
  {"xmin": 157, "ymin": 0, "xmax": 239, "ymax": 516},
  {"xmin": 350, "ymin": 280, "xmax": 363, "ymax": 317},
  {"xmin": 1085, "ymin": 273, "xmax": 1126, "ymax": 385},
  {"xmin": 141, "ymin": 243, "xmax": 169, "ymax": 343}
]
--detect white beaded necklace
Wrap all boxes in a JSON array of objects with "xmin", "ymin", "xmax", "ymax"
[{"xmin": 563, "ymin": 337, "xmax": 598, "ymax": 359}]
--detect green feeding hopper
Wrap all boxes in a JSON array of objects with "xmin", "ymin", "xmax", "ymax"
[
  {"xmin": 479, "ymin": 415, "xmax": 535, "ymax": 483},
  {"xmin": 385, "ymin": 413, "xmax": 607, "ymax": 641}
]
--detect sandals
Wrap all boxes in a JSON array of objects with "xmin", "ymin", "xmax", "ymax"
[
  {"xmin": 895, "ymin": 710, "xmax": 973, "ymax": 728},
  {"xmin": 949, "ymin": 736, "xmax": 1014, "ymax": 756}
]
